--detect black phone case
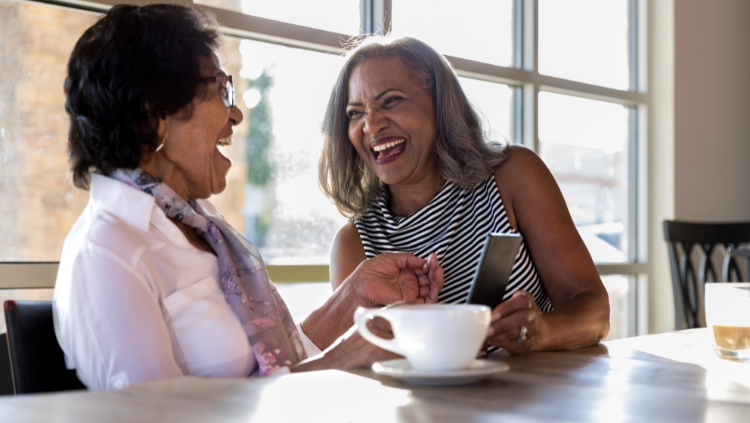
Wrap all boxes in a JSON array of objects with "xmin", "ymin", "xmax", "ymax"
[{"xmin": 466, "ymin": 233, "xmax": 523, "ymax": 309}]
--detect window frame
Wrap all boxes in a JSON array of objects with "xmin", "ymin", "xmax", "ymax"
[{"xmin": 2, "ymin": 0, "xmax": 650, "ymax": 336}]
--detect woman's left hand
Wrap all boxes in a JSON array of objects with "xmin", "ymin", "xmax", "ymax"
[{"xmin": 485, "ymin": 290, "xmax": 544, "ymax": 355}]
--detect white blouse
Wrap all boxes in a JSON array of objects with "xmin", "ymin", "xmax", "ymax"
[{"xmin": 53, "ymin": 174, "xmax": 321, "ymax": 391}]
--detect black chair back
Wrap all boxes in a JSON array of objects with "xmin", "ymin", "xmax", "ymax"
[
  {"xmin": 4, "ymin": 300, "xmax": 86, "ymax": 394},
  {"xmin": 0, "ymin": 334, "xmax": 15, "ymax": 395},
  {"xmin": 662, "ymin": 220, "xmax": 750, "ymax": 330}
]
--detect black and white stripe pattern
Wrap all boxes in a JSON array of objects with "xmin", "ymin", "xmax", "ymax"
[{"xmin": 354, "ymin": 175, "xmax": 553, "ymax": 313}]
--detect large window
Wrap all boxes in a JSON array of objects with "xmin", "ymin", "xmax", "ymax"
[
  {"xmin": 392, "ymin": 0, "xmax": 514, "ymax": 67},
  {"xmin": 0, "ymin": 0, "xmax": 648, "ymax": 339},
  {"xmin": 227, "ymin": 39, "xmax": 348, "ymax": 264},
  {"xmin": 195, "ymin": 0, "xmax": 362, "ymax": 35},
  {"xmin": 539, "ymin": 92, "xmax": 631, "ymax": 263},
  {"xmin": 539, "ymin": 0, "xmax": 630, "ymax": 90}
]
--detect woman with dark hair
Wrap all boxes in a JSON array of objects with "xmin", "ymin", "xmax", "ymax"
[
  {"xmin": 54, "ymin": 5, "xmax": 443, "ymax": 391},
  {"xmin": 320, "ymin": 36, "xmax": 610, "ymax": 355}
]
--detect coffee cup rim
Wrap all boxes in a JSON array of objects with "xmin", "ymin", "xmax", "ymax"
[
  {"xmin": 706, "ymin": 283, "xmax": 750, "ymax": 289},
  {"xmin": 369, "ymin": 304, "xmax": 490, "ymax": 313}
]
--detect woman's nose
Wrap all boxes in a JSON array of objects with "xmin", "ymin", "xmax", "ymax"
[
  {"xmin": 363, "ymin": 108, "xmax": 387, "ymax": 134},
  {"xmin": 229, "ymin": 104, "xmax": 244, "ymax": 126}
]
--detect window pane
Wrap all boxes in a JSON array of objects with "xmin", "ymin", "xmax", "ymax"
[
  {"xmin": 212, "ymin": 39, "xmax": 348, "ymax": 265},
  {"xmin": 601, "ymin": 275, "xmax": 632, "ymax": 341},
  {"xmin": 195, "ymin": 0, "xmax": 362, "ymax": 35},
  {"xmin": 539, "ymin": 0, "xmax": 629, "ymax": 90},
  {"xmin": 458, "ymin": 77, "xmax": 514, "ymax": 143},
  {"xmin": 392, "ymin": 0, "xmax": 513, "ymax": 66},
  {"xmin": 539, "ymin": 92, "xmax": 630, "ymax": 264},
  {"xmin": 0, "ymin": 2, "xmax": 96, "ymax": 261}
]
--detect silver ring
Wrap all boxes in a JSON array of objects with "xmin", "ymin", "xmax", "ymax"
[{"xmin": 517, "ymin": 326, "xmax": 527, "ymax": 343}]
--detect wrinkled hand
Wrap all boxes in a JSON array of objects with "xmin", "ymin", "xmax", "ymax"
[
  {"xmin": 351, "ymin": 252, "xmax": 444, "ymax": 307},
  {"xmin": 300, "ymin": 252, "xmax": 443, "ymax": 352},
  {"xmin": 324, "ymin": 325, "xmax": 403, "ymax": 370},
  {"xmin": 291, "ymin": 323, "xmax": 402, "ymax": 373},
  {"xmin": 486, "ymin": 291, "xmax": 543, "ymax": 355},
  {"xmin": 418, "ymin": 253, "xmax": 444, "ymax": 304}
]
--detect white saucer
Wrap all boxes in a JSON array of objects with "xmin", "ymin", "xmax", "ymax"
[{"xmin": 372, "ymin": 359, "xmax": 509, "ymax": 386}]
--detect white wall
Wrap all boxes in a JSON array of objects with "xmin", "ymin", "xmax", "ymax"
[
  {"xmin": 648, "ymin": 0, "xmax": 750, "ymax": 334},
  {"xmin": 674, "ymin": 0, "xmax": 750, "ymax": 221}
]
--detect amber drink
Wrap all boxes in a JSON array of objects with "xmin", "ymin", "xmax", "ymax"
[{"xmin": 705, "ymin": 283, "xmax": 750, "ymax": 360}]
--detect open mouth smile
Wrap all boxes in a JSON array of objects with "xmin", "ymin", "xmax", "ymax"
[
  {"xmin": 217, "ymin": 136, "xmax": 233, "ymax": 147},
  {"xmin": 370, "ymin": 138, "xmax": 406, "ymax": 162}
]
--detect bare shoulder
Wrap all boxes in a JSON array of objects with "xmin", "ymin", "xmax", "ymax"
[
  {"xmin": 332, "ymin": 221, "xmax": 364, "ymax": 254},
  {"xmin": 493, "ymin": 144, "xmax": 552, "ymax": 186},
  {"xmin": 330, "ymin": 221, "xmax": 366, "ymax": 290},
  {"xmin": 492, "ymin": 145, "xmax": 560, "ymax": 229}
]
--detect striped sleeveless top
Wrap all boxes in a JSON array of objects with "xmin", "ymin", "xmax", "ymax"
[{"xmin": 353, "ymin": 174, "xmax": 553, "ymax": 312}]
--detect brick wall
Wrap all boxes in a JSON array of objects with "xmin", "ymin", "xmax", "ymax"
[{"xmin": 0, "ymin": 2, "xmax": 250, "ymax": 260}]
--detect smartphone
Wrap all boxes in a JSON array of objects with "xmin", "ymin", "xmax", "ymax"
[{"xmin": 465, "ymin": 233, "xmax": 523, "ymax": 309}]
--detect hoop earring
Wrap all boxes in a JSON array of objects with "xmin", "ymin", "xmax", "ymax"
[
  {"xmin": 155, "ymin": 137, "xmax": 165, "ymax": 153},
  {"xmin": 358, "ymin": 161, "xmax": 369, "ymax": 173}
]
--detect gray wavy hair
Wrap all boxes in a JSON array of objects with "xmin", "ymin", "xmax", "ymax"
[{"xmin": 318, "ymin": 35, "xmax": 509, "ymax": 219}]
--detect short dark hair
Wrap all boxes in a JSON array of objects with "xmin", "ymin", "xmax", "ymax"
[{"xmin": 64, "ymin": 4, "xmax": 221, "ymax": 189}]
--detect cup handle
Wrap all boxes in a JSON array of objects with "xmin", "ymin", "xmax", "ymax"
[{"xmin": 353, "ymin": 307, "xmax": 405, "ymax": 356}]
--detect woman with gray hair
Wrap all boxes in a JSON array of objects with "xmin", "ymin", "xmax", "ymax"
[{"xmin": 320, "ymin": 36, "xmax": 610, "ymax": 355}]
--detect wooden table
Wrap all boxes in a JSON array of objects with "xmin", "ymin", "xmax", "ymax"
[{"xmin": 2, "ymin": 329, "xmax": 749, "ymax": 422}]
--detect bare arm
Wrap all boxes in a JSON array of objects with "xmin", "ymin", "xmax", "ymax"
[
  {"xmin": 486, "ymin": 145, "xmax": 609, "ymax": 354},
  {"xmin": 329, "ymin": 221, "xmax": 367, "ymax": 292}
]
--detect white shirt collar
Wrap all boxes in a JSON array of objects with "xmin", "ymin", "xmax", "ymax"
[{"xmin": 89, "ymin": 173, "xmax": 155, "ymax": 233}]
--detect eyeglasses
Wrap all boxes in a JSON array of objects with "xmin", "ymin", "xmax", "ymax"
[{"xmin": 198, "ymin": 74, "xmax": 235, "ymax": 108}]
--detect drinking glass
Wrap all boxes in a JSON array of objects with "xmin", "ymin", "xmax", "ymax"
[{"xmin": 705, "ymin": 283, "xmax": 750, "ymax": 360}]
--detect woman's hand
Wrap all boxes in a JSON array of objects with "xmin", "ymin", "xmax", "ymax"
[
  {"xmin": 419, "ymin": 253, "xmax": 444, "ymax": 304},
  {"xmin": 291, "ymin": 325, "xmax": 401, "ymax": 373},
  {"xmin": 351, "ymin": 252, "xmax": 444, "ymax": 306},
  {"xmin": 301, "ymin": 252, "xmax": 444, "ymax": 351},
  {"xmin": 485, "ymin": 291, "xmax": 544, "ymax": 355},
  {"xmin": 326, "ymin": 328, "xmax": 402, "ymax": 370}
]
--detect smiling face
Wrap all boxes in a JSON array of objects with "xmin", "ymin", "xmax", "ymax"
[
  {"xmin": 148, "ymin": 54, "xmax": 244, "ymax": 200},
  {"xmin": 346, "ymin": 56, "xmax": 439, "ymax": 187}
]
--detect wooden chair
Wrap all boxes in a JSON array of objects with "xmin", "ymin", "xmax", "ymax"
[
  {"xmin": 662, "ymin": 220, "xmax": 750, "ymax": 330},
  {"xmin": 4, "ymin": 301, "xmax": 86, "ymax": 394}
]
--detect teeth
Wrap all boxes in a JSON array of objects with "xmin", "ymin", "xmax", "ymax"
[
  {"xmin": 217, "ymin": 137, "xmax": 234, "ymax": 147},
  {"xmin": 372, "ymin": 139, "xmax": 405, "ymax": 152}
]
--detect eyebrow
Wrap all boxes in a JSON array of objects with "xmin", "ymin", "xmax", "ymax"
[
  {"xmin": 200, "ymin": 65, "xmax": 227, "ymax": 78},
  {"xmin": 347, "ymin": 88, "xmax": 404, "ymax": 107}
]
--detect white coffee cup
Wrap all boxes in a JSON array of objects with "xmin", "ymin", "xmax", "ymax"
[{"xmin": 354, "ymin": 304, "xmax": 491, "ymax": 372}]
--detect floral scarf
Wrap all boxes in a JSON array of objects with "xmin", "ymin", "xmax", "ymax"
[{"xmin": 111, "ymin": 168, "xmax": 307, "ymax": 376}]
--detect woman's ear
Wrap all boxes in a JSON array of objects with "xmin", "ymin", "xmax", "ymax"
[{"xmin": 157, "ymin": 116, "xmax": 171, "ymax": 142}]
